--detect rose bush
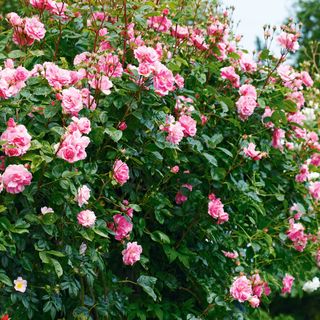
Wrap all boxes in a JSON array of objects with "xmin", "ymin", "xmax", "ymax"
[{"xmin": 0, "ymin": 0, "xmax": 319, "ymax": 319}]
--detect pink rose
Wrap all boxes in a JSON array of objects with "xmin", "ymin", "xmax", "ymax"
[
  {"xmin": 170, "ymin": 165, "xmax": 179, "ymax": 173},
  {"xmin": 277, "ymin": 32, "xmax": 299, "ymax": 52},
  {"xmin": 68, "ymin": 117, "xmax": 91, "ymax": 134},
  {"xmin": 122, "ymin": 241, "xmax": 143, "ymax": 265},
  {"xmin": 222, "ymin": 250, "xmax": 238, "ymax": 259},
  {"xmin": 239, "ymin": 84, "xmax": 257, "ymax": 99},
  {"xmin": 178, "ymin": 115, "xmax": 197, "ymax": 137},
  {"xmin": 147, "ymin": 16, "xmax": 172, "ymax": 33},
  {"xmin": 113, "ymin": 160, "xmax": 129, "ymax": 185},
  {"xmin": 2, "ymin": 164, "xmax": 32, "ymax": 194},
  {"xmin": 153, "ymin": 62, "xmax": 175, "ymax": 96},
  {"xmin": 282, "ymin": 274, "xmax": 294, "ymax": 294},
  {"xmin": 118, "ymin": 122, "xmax": 127, "ymax": 131},
  {"xmin": 208, "ymin": 193, "xmax": 229, "ymax": 224},
  {"xmin": 309, "ymin": 181, "xmax": 320, "ymax": 200},
  {"xmin": 160, "ymin": 116, "xmax": 184, "ymax": 145},
  {"xmin": 24, "ymin": 17, "xmax": 46, "ymax": 41},
  {"xmin": 75, "ymin": 185, "xmax": 91, "ymax": 207},
  {"xmin": 0, "ymin": 118, "xmax": 32, "ymax": 157},
  {"xmin": 134, "ymin": 46, "xmax": 159, "ymax": 64},
  {"xmin": 272, "ymin": 128, "xmax": 286, "ymax": 150},
  {"xmin": 77, "ymin": 210, "xmax": 96, "ymax": 227},
  {"xmin": 230, "ymin": 275, "xmax": 253, "ymax": 302},
  {"xmin": 243, "ymin": 143, "xmax": 265, "ymax": 161},
  {"xmin": 249, "ymin": 296, "xmax": 260, "ymax": 308},
  {"xmin": 61, "ymin": 87, "xmax": 83, "ymax": 116},
  {"xmin": 221, "ymin": 66, "xmax": 240, "ymax": 88},
  {"xmin": 108, "ymin": 214, "xmax": 133, "ymax": 241},
  {"xmin": 236, "ymin": 95, "xmax": 257, "ymax": 120}
]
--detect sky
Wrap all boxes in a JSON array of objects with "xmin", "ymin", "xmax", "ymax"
[{"xmin": 223, "ymin": 0, "xmax": 296, "ymax": 52}]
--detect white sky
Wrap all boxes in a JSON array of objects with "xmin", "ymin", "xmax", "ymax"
[{"xmin": 223, "ymin": 0, "xmax": 296, "ymax": 52}]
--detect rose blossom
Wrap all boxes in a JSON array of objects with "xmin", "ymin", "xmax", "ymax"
[
  {"xmin": 77, "ymin": 210, "xmax": 96, "ymax": 227},
  {"xmin": 208, "ymin": 193, "xmax": 229, "ymax": 224},
  {"xmin": 230, "ymin": 275, "xmax": 253, "ymax": 302},
  {"xmin": 220, "ymin": 66, "xmax": 240, "ymax": 88},
  {"xmin": 171, "ymin": 165, "xmax": 179, "ymax": 173},
  {"xmin": 24, "ymin": 17, "xmax": 46, "ymax": 41},
  {"xmin": 243, "ymin": 143, "xmax": 266, "ymax": 160},
  {"xmin": 108, "ymin": 214, "xmax": 133, "ymax": 241},
  {"xmin": 309, "ymin": 181, "xmax": 320, "ymax": 200},
  {"xmin": 122, "ymin": 242, "xmax": 143, "ymax": 265},
  {"xmin": 0, "ymin": 118, "xmax": 32, "ymax": 157},
  {"xmin": 113, "ymin": 160, "xmax": 129, "ymax": 185},
  {"xmin": 282, "ymin": 274, "xmax": 294, "ymax": 294},
  {"xmin": 61, "ymin": 87, "xmax": 83, "ymax": 116},
  {"xmin": 2, "ymin": 165, "xmax": 32, "ymax": 194},
  {"xmin": 178, "ymin": 115, "xmax": 197, "ymax": 137},
  {"xmin": 75, "ymin": 185, "xmax": 91, "ymax": 207},
  {"xmin": 14, "ymin": 277, "xmax": 27, "ymax": 293},
  {"xmin": 236, "ymin": 95, "xmax": 257, "ymax": 121},
  {"xmin": 41, "ymin": 207, "xmax": 54, "ymax": 215}
]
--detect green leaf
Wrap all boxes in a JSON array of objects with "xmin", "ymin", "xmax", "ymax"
[
  {"xmin": 8, "ymin": 50, "xmax": 26, "ymax": 58},
  {"xmin": 105, "ymin": 127, "xmax": 123, "ymax": 142},
  {"xmin": 44, "ymin": 105, "xmax": 59, "ymax": 119},
  {"xmin": 203, "ymin": 153, "xmax": 217, "ymax": 166},
  {"xmin": 150, "ymin": 231, "xmax": 170, "ymax": 244},
  {"xmin": 0, "ymin": 272, "xmax": 12, "ymax": 286},
  {"xmin": 51, "ymin": 258, "xmax": 63, "ymax": 277},
  {"xmin": 137, "ymin": 275, "xmax": 157, "ymax": 301}
]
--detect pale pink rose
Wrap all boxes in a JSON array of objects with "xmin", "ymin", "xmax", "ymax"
[
  {"xmin": 147, "ymin": 16, "xmax": 172, "ymax": 33},
  {"xmin": 160, "ymin": 116, "xmax": 185, "ymax": 145},
  {"xmin": 208, "ymin": 193, "xmax": 229, "ymax": 224},
  {"xmin": 89, "ymin": 76, "xmax": 113, "ymax": 95},
  {"xmin": 0, "ymin": 118, "xmax": 32, "ymax": 157},
  {"xmin": 46, "ymin": 0, "xmax": 68, "ymax": 17},
  {"xmin": 295, "ymin": 164, "xmax": 309, "ymax": 183},
  {"xmin": 175, "ymin": 191, "xmax": 188, "ymax": 204},
  {"xmin": 174, "ymin": 74, "xmax": 184, "ymax": 89},
  {"xmin": 122, "ymin": 242, "xmax": 143, "ymax": 265},
  {"xmin": 134, "ymin": 46, "xmax": 159, "ymax": 64},
  {"xmin": 14, "ymin": 276, "xmax": 27, "ymax": 293},
  {"xmin": 277, "ymin": 32, "xmax": 299, "ymax": 52},
  {"xmin": 220, "ymin": 66, "xmax": 240, "ymax": 88},
  {"xmin": 309, "ymin": 181, "xmax": 320, "ymax": 200},
  {"xmin": 222, "ymin": 250, "xmax": 239, "ymax": 259},
  {"xmin": 230, "ymin": 276, "xmax": 253, "ymax": 302},
  {"xmin": 77, "ymin": 210, "xmax": 96, "ymax": 227},
  {"xmin": 68, "ymin": 117, "xmax": 91, "ymax": 134},
  {"xmin": 138, "ymin": 63, "xmax": 152, "ymax": 77},
  {"xmin": 61, "ymin": 87, "xmax": 83, "ymax": 116},
  {"xmin": 43, "ymin": 62, "xmax": 71, "ymax": 90},
  {"xmin": 57, "ymin": 130, "xmax": 90, "ymax": 163},
  {"xmin": 75, "ymin": 185, "xmax": 91, "ymax": 207},
  {"xmin": 239, "ymin": 54, "xmax": 257, "ymax": 73},
  {"xmin": 286, "ymin": 218, "xmax": 308, "ymax": 251},
  {"xmin": 236, "ymin": 95, "xmax": 257, "ymax": 120},
  {"xmin": 108, "ymin": 214, "xmax": 133, "ymax": 241},
  {"xmin": 301, "ymin": 71, "xmax": 313, "ymax": 87},
  {"xmin": 6, "ymin": 12, "xmax": 23, "ymax": 26},
  {"xmin": 24, "ymin": 17, "xmax": 46, "ymax": 41},
  {"xmin": 2, "ymin": 164, "xmax": 32, "ymax": 194},
  {"xmin": 249, "ymin": 295, "xmax": 260, "ymax": 308},
  {"xmin": 243, "ymin": 143, "xmax": 265, "ymax": 160},
  {"xmin": 171, "ymin": 25, "xmax": 189, "ymax": 39},
  {"xmin": 4, "ymin": 59, "xmax": 14, "ymax": 69},
  {"xmin": 239, "ymin": 84, "xmax": 257, "ymax": 99},
  {"xmin": 40, "ymin": 206, "xmax": 54, "ymax": 215},
  {"xmin": 287, "ymin": 91, "xmax": 305, "ymax": 109},
  {"xmin": 170, "ymin": 165, "xmax": 179, "ymax": 173},
  {"xmin": 113, "ymin": 160, "xmax": 129, "ymax": 185},
  {"xmin": 96, "ymin": 54, "xmax": 123, "ymax": 78},
  {"xmin": 153, "ymin": 62, "xmax": 175, "ymax": 96},
  {"xmin": 272, "ymin": 128, "xmax": 286, "ymax": 150},
  {"xmin": 179, "ymin": 115, "xmax": 197, "ymax": 137},
  {"xmin": 282, "ymin": 274, "xmax": 294, "ymax": 294}
]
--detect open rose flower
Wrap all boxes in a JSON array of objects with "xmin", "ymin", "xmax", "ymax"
[{"xmin": 122, "ymin": 242, "xmax": 143, "ymax": 265}]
